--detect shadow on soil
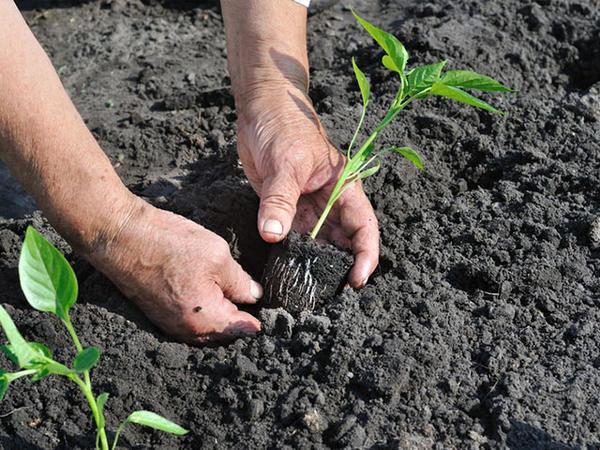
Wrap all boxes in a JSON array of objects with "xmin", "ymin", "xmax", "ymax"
[{"xmin": 506, "ymin": 420, "xmax": 600, "ymax": 450}]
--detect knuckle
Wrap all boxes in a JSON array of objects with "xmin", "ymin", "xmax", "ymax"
[{"xmin": 209, "ymin": 237, "xmax": 232, "ymax": 264}]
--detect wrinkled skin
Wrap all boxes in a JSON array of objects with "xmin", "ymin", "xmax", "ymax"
[
  {"xmin": 88, "ymin": 199, "xmax": 263, "ymax": 344},
  {"xmin": 237, "ymin": 84, "xmax": 380, "ymax": 288}
]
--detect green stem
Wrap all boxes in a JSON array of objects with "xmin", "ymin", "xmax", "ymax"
[
  {"xmin": 347, "ymin": 105, "xmax": 367, "ymax": 159},
  {"xmin": 63, "ymin": 317, "xmax": 107, "ymax": 449},
  {"xmin": 111, "ymin": 420, "xmax": 129, "ymax": 450},
  {"xmin": 309, "ymin": 89, "xmax": 421, "ymax": 239},
  {"xmin": 5, "ymin": 369, "xmax": 38, "ymax": 382},
  {"xmin": 63, "ymin": 317, "xmax": 92, "ymax": 390},
  {"xmin": 69, "ymin": 374, "xmax": 109, "ymax": 450}
]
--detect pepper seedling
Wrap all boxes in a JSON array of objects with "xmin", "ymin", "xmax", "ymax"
[
  {"xmin": 309, "ymin": 11, "xmax": 512, "ymax": 239},
  {"xmin": 0, "ymin": 226, "xmax": 189, "ymax": 450}
]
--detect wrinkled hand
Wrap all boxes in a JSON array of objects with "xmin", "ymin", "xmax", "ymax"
[
  {"xmin": 236, "ymin": 84, "xmax": 380, "ymax": 287},
  {"xmin": 88, "ymin": 198, "xmax": 262, "ymax": 343}
]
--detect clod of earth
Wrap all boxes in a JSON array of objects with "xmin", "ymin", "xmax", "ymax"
[{"xmin": 262, "ymin": 231, "xmax": 352, "ymax": 316}]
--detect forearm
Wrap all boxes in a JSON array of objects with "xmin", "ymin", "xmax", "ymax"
[
  {"xmin": 220, "ymin": 0, "xmax": 309, "ymax": 109},
  {"xmin": 0, "ymin": 2, "xmax": 137, "ymax": 254}
]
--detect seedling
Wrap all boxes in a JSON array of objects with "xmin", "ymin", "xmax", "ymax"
[
  {"xmin": 0, "ymin": 227, "xmax": 189, "ymax": 449},
  {"xmin": 309, "ymin": 11, "xmax": 511, "ymax": 239}
]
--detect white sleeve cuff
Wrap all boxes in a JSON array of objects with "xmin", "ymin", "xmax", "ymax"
[{"xmin": 293, "ymin": 0, "xmax": 311, "ymax": 7}]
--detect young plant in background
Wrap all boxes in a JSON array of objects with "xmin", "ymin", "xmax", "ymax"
[
  {"xmin": 309, "ymin": 11, "xmax": 512, "ymax": 239},
  {"xmin": 0, "ymin": 227, "xmax": 188, "ymax": 450}
]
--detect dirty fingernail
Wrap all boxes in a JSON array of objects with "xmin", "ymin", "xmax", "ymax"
[
  {"xmin": 263, "ymin": 219, "xmax": 283, "ymax": 235},
  {"xmin": 251, "ymin": 280, "xmax": 263, "ymax": 299},
  {"xmin": 235, "ymin": 323, "xmax": 260, "ymax": 336}
]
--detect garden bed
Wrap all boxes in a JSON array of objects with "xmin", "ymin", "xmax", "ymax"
[{"xmin": 0, "ymin": 0, "xmax": 599, "ymax": 448}]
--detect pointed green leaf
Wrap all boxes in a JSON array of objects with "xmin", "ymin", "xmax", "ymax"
[
  {"xmin": 97, "ymin": 393, "xmax": 109, "ymax": 428},
  {"xmin": 359, "ymin": 160, "xmax": 381, "ymax": 180},
  {"xmin": 351, "ymin": 57, "xmax": 371, "ymax": 107},
  {"xmin": 0, "ymin": 370, "xmax": 9, "ymax": 402},
  {"xmin": 441, "ymin": 70, "xmax": 512, "ymax": 92},
  {"xmin": 353, "ymin": 11, "xmax": 408, "ymax": 73},
  {"xmin": 44, "ymin": 361, "xmax": 75, "ymax": 376},
  {"xmin": 382, "ymin": 55, "xmax": 399, "ymax": 72},
  {"xmin": 430, "ymin": 82, "xmax": 502, "ymax": 114},
  {"xmin": 393, "ymin": 147, "xmax": 425, "ymax": 170},
  {"xmin": 0, "ymin": 344, "xmax": 18, "ymax": 366},
  {"xmin": 30, "ymin": 343, "xmax": 52, "ymax": 359},
  {"xmin": 0, "ymin": 379, "xmax": 8, "ymax": 401},
  {"xmin": 126, "ymin": 411, "xmax": 189, "ymax": 435},
  {"xmin": 19, "ymin": 226, "xmax": 78, "ymax": 321},
  {"xmin": 73, "ymin": 347, "xmax": 100, "ymax": 372},
  {"xmin": 0, "ymin": 306, "xmax": 40, "ymax": 368},
  {"xmin": 30, "ymin": 368, "xmax": 50, "ymax": 382},
  {"xmin": 407, "ymin": 61, "xmax": 447, "ymax": 96}
]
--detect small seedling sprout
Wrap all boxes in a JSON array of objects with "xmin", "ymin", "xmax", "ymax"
[
  {"xmin": 0, "ymin": 227, "xmax": 188, "ymax": 450},
  {"xmin": 309, "ymin": 11, "xmax": 512, "ymax": 239}
]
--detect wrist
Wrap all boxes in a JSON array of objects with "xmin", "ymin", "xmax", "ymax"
[{"xmin": 221, "ymin": 0, "xmax": 309, "ymax": 110}]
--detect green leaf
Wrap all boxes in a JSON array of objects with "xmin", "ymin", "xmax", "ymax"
[
  {"xmin": 430, "ymin": 82, "xmax": 502, "ymax": 114},
  {"xmin": 0, "ymin": 370, "xmax": 9, "ymax": 401},
  {"xmin": 407, "ymin": 61, "xmax": 447, "ymax": 96},
  {"xmin": 358, "ymin": 160, "xmax": 381, "ymax": 180},
  {"xmin": 19, "ymin": 226, "xmax": 78, "ymax": 321},
  {"xmin": 0, "ymin": 306, "xmax": 40, "ymax": 368},
  {"xmin": 97, "ymin": 393, "xmax": 109, "ymax": 428},
  {"xmin": 353, "ymin": 11, "xmax": 409, "ymax": 73},
  {"xmin": 382, "ymin": 55, "xmax": 399, "ymax": 72},
  {"xmin": 126, "ymin": 411, "xmax": 189, "ymax": 436},
  {"xmin": 73, "ymin": 347, "xmax": 100, "ymax": 372},
  {"xmin": 30, "ymin": 368, "xmax": 50, "ymax": 382},
  {"xmin": 352, "ymin": 57, "xmax": 371, "ymax": 107},
  {"xmin": 0, "ymin": 344, "xmax": 18, "ymax": 366},
  {"xmin": 393, "ymin": 147, "xmax": 425, "ymax": 170},
  {"xmin": 441, "ymin": 70, "xmax": 512, "ymax": 92},
  {"xmin": 30, "ymin": 343, "xmax": 52, "ymax": 359}
]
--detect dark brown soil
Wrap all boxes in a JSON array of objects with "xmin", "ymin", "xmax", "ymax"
[
  {"xmin": 262, "ymin": 231, "xmax": 353, "ymax": 316},
  {"xmin": 1, "ymin": 0, "xmax": 600, "ymax": 448}
]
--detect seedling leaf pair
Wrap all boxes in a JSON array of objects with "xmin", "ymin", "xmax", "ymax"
[
  {"xmin": 0, "ymin": 227, "xmax": 188, "ymax": 450},
  {"xmin": 309, "ymin": 12, "xmax": 511, "ymax": 239}
]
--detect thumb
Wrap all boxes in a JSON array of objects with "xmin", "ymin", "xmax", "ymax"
[{"xmin": 258, "ymin": 172, "xmax": 302, "ymax": 243}]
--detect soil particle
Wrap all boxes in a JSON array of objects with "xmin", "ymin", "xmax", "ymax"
[{"xmin": 155, "ymin": 342, "xmax": 190, "ymax": 369}]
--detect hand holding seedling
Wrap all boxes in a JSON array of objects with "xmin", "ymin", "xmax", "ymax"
[
  {"xmin": 222, "ymin": 0, "xmax": 380, "ymax": 288},
  {"xmin": 0, "ymin": 227, "xmax": 188, "ymax": 449}
]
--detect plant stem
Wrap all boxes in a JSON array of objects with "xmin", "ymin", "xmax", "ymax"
[
  {"xmin": 111, "ymin": 420, "xmax": 129, "ymax": 450},
  {"xmin": 347, "ymin": 106, "xmax": 367, "ymax": 158},
  {"xmin": 64, "ymin": 317, "xmax": 107, "ymax": 449},
  {"xmin": 69, "ymin": 374, "xmax": 109, "ymax": 450},
  {"xmin": 63, "ymin": 317, "xmax": 92, "ymax": 390}
]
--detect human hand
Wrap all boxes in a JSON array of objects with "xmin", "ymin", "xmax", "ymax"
[
  {"xmin": 88, "ymin": 198, "xmax": 262, "ymax": 344},
  {"xmin": 236, "ymin": 83, "xmax": 380, "ymax": 288}
]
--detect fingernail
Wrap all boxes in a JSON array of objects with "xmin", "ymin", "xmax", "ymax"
[
  {"xmin": 251, "ymin": 280, "xmax": 263, "ymax": 299},
  {"xmin": 235, "ymin": 323, "xmax": 260, "ymax": 336},
  {"xmin": 358, "ymin": 268, "xmax": 370, "ymax": 288},
  {"xmin": 263, "ymin": 219, "xmax": 283, "ymax": 235}
]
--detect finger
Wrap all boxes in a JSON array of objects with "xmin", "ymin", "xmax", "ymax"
[
  {"xmin": 338, "ymin": 183, "xmax": 380, "ymax": 288},
  {"xmin": 258, "ymin": 171, "xmax": 302, "ymax": 243},
  {"xmin": 219, "ymin": 256, "xmax": 263, "ymax": 304},
  {"xmin": 192, "ymin": 310, "xmax": 262, "ymax": 344},
  {"xmin": 185, "ymin": 285, "xmax": 261, "ymax": 344}
]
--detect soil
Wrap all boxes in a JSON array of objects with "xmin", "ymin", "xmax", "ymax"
[
  {"xmin": 0, "ymin": 0, "xmax": 599, "ymax": 448},
  {"xmin": 262, "ymin": 231, "xmax": 353, "ymax": 316}
]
